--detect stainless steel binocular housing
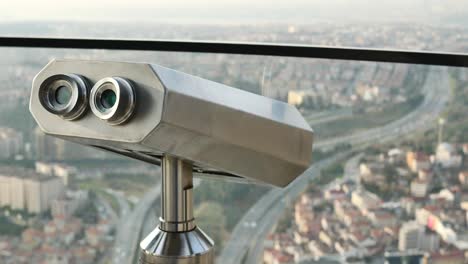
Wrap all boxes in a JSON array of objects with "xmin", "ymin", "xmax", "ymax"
[
  {"xmin": 31, "ymin": 59, "xmax": 314, "ymax": 263},
  {"xmin": 30, "ymin": 59, "xmax": 314, "ymax": 187}
]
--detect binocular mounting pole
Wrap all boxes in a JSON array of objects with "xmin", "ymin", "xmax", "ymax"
[{"xmin": 140, "ymin": 155, "xmax": 214, "ymax": 264}]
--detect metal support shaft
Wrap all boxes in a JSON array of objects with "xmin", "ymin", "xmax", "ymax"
[
  {"xmin": 160, "ymin": 156, "xmax": 195, "ymax": 232},
  {"xmin": 140, "ymin": 155, "xmax": 214, "ymax": 264}
]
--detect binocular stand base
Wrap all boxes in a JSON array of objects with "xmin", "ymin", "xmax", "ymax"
[{"xmin": 140, "ymin": 225, "xmax": 214, "ymax": 264}]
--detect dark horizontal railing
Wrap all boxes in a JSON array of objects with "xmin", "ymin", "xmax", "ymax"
[{"xmin": 1, "ymin": 37, "xmax": 468, "ymax": 67}]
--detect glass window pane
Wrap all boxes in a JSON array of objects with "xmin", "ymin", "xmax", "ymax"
[{"xmin": 0, "ymin": 47, "xmax": 466, "ymax": 263}]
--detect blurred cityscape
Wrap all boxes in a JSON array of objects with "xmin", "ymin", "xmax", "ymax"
[
  {"xmin": 264, "ymin": 142, "xmax": 467, "ymax": 263},
  {"xmin": 0, "ymin": 21, "xmax": 466, "ymax": 264}
]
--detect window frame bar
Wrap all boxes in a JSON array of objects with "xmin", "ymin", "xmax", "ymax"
[{"xmin": 1, "ymin": 37, "xmax": 468, "ymax": 67}]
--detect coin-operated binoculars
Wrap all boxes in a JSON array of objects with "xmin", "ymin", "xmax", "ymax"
[{"xmin": 30, "ymin": 60, "xmax": 313, "ymax": 264}]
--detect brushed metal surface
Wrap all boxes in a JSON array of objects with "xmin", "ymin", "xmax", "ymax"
[
  {"xmin": 140, "ymin": 227, "xmax": 214, "ymax": 264},
  {"xmin": 38, "ymin": 73, "xmax": 89, "ymax": 120},
  {"xmin": 30, "ymin": 59, "xmax": 314, "ymax": 187},
  {"xmin": 140, "ymin": 156, "xmax": 213, "ymax": 264},
  {"xmin": 89, "ymin": 76, "xmax": 136, "ymax": 125},
  {"xmin": 160, "ymin": 155, "xmax": 195, "ymax": 232}
]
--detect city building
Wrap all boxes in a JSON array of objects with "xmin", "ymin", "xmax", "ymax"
[
  {"xmin": 398, "ymin": 221, "xmax": 423, "ymax": 251},
  {"xmin": 351, "ymin": 189, "xmax": 381, "ymax": 212},
  {"xmin": 33, "ymin": 126, "xmax": 66, "ymax": 161},
  {"xmin": 24, "ymin": 176, "xmax": 64, "ymax": 214},
  {"xmin": 406, "ymin": 151, "xmax": 431, "ymax": 173},
  {"xmin": 411, "ymin": 179, "xmax": 430, "ymax": 198},
  {"xmin": 35, "ymin": 162, "xmax": 77, "ymax": 186},
  {"xmin": 33, "ymin": 127, "xmax": 107, "ymax": 161},
  {"xmin": 359, "ymin": 162, "xmax": 385, "ymax": 177},
  {"xmin": 0, "ymin": 128, "xmax": 23, "ymax": 159},
  {"xmin": 419, "ymin": 230, "xmax": 440, "ymax": 252},
  {"xmin": 265, "ymin": 129, "xmax": 468, "ymax": 262},
  {"xmin": 355, "ymin": 84, "xmax": 380, "ymax": 102},
  {"xmin": 387, "ymin": 148, "xmax": 404, "ymax": 163},
  {"xmin": 22, "ymin": 228, "xmax": 43, "ymax": 245},
  {"xmin": 418, "ymin": 169, "xmax": 433, "ymax": 182},
  {"xmin": 288, "ymin": 90, "xmax": 312, "ymax": 106},
  {"xmin": 458, "ymin": 171, "xmax": 467, "ymax": 186},
  {"xmin": 435, "ymin": 143, "xmax": 462, "ymax": 168},
  {"xmin": 461, "ymin": 193, "xmax": 468, "ymax": 211},
  {"xmin": 324, "ymin": 189, "xmax": 346, "ymax": 200},
  {"xmin": 9, "ymin": 176, "xmax": 26, "ymax": 210},
  {"xmin": 0, "ymin": 166, "xmax": 65, "ymax": 213},
  {"xmin": 416, "ymin": 207, "xmax": 457, "ymax": 244},
  {"xmin": 51, "ymin": 190, "xmax": 88, "ymax": 219},
  {"xmin": 71, "ymin": 247, "xmax": 96, "ymax": 264},
  {"xmin": 294, "ymin": 202, "xmax": 314, "ymax": 231},
  {"xmin": 0, "ymin": 175, "xmax": 10, "ymax": 207},
  {"xmin": 263, "ymin": 248, "xmax": 294, "ymax": 264},
  {"xmin": 367, "ymin": 210, "xmax": 397, "ymax": 227},
  {"xmin": 421, "ymin": 250, "xmax": 466, "ymax": 264},
  {"xmin": 462, "ymin": 143, "xmax": 468, "ymax": 155}
]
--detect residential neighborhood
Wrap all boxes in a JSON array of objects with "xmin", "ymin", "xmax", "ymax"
[{"xmin": 264, "ymin": 142, "xmax": 468, "ymax": 263}]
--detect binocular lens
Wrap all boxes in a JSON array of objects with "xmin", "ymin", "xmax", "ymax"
[
  {"xmin": 55, "ymin": 86, "xmax": 72, "ymax": 105},
  {"xmin": 38, "ymin": 74, "xmax": 89, "ymax": 120},
  {"xmin": 100, "ymin": 89, "xmax": 117, "ymax": 109},
  {"xmin": 90, "ymin": 77, "xmax": 136, "ymax": 125}
]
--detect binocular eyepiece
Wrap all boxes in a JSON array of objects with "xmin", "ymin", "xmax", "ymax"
[
  {"xmin": 38, "ymin": 73, "xmax": 88, "ymax": 121},
  {"xmin": 89, "ymin": 77, "xmax": 136, "ymax": 125},
  {"xmin": 39, "ymin": 74, "xmax": 136, "ymax": 125}
]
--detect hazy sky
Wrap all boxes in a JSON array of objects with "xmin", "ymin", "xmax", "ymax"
[{"xmin": 0, "ymin": 0, "xmax": 467, "ymax": 23}]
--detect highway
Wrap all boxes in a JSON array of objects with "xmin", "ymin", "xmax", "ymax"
[
  {"xmin": 304, "ymin": 108, "xmax": 353, "ymax": 125},
  {"xmin": 318, "ymin": 67, "xmax": 449, "ymax": 150},
  {"xmin": 218, "ymin": 67, "xmax": 450, "ymax": 264},
  {"xmin": 96, "ymin": 194, "xmax": 118, "ymax": 224},
  {"xmin": 342, "ymin": 153, "xmax": 363, "ymax": 183},
  {"xmin": 105, "ymin": 189, "xmax": 131, "ymax": 220}
]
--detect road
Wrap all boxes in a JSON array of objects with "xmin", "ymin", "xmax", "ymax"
[
  {"xmin": 111, "ymin": 169, "xmax": 162, "ymax": 264},
  {"xmin": 95, "ymin": 195, "xmax": 118, "ymax": 224},
  {"xmin": 304, "ymin": 108, "xmax": 353, "ymax": 125},
  {"xmin": 343, "ymin": 153, "xmax": 363, "ymax": 183},
  {"xmin": 106, "ymin": 189, "xmax": 131, "ymax": 219},
  {"xmin": 318, "ymin": 67, "xmax": 449, "ymax": 150},
  {"xmin": 219, "ymin": 67, "xmax": 450, "ymax": 264}
]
